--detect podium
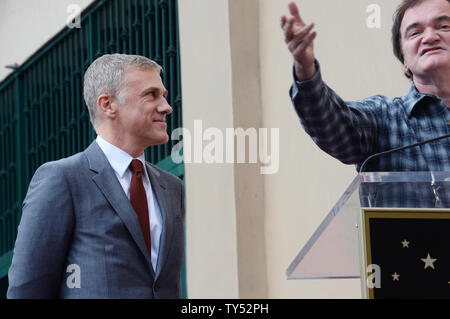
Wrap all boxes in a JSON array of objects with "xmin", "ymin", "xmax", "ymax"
[{"xmin": 286, "ymin": 171, "xmax": 450, "ymax": 299}]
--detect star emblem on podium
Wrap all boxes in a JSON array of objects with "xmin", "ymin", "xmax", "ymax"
[
  {"xmin": 392, "ymin": 272, "xmax": 400, "ymax": 281},
  {"xmin": 421, "ymin": 253, "xmax": 437, "ymax": 270},
  {"xmin": 401, "ymin": 239, "xmax": 410, "ymax": 248}
]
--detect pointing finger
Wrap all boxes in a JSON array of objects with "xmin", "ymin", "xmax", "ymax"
[{"xmin": 288, "ymin": 1, "xmax": 305, "ymax": 26}]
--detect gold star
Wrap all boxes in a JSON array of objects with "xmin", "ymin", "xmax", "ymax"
[
  {"xmin": 421, "ymin": 253, "xmax": 437, "ymax": 270},
  {"xmin": 401, "ymin": 239, "xmax": 410, "ymax": 248},
  {"xmin": 392, "ymin": 272, "xmax": 400, "ymax": 281}
]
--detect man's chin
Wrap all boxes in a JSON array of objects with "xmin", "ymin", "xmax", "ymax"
[
  {"xmin": 148, "ymin": 134, "xmax": 169, "ymax": 147},
  {"xmin": 419, "ymin": 55, "xmax": 449, "ymax": 71}
]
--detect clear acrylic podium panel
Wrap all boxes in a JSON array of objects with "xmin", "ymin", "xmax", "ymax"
[{"xmin": 286, "ymin": 171, "xmax": 450, "ymax": 280}]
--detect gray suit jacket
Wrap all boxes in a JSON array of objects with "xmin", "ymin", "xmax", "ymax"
[{"xmin": 7, "ymin": 141, "xmax": 185, "ymax": 298}]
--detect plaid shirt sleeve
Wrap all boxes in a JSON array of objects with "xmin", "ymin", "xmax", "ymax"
[{"xmin": 290, "ymin": 60, "xmax": 385, "ymax": 165}]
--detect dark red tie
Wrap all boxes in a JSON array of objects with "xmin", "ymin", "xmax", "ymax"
[{"xmin": 129, "ymin": 159, "xmax": 151, "ymax": 256}]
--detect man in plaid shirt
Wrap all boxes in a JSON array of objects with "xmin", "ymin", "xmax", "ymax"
[{"xmin": 281, "ymin": 0, "xmax": 450, "ymax": 172}]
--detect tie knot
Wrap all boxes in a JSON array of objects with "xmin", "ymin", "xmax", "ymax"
[{"xmin": 130, "ymin": 159, "xmax": 143, "ymax": 174}]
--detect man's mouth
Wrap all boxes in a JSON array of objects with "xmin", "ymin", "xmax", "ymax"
[
  {"xmin": 421, "ymin": 47, "xmax": 443, "ymax": 56},
  {"xmin": 153, "ymin": 119, "xmax": 167, "ymax": 127}
]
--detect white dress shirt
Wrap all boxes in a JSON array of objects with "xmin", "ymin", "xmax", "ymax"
[{"xmin": 96, "ymin": 135, "xmax": 162, "ymax": 271}]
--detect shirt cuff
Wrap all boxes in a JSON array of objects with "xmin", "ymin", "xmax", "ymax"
[
  {"xmin": 293, "ymin": 59, "xmax": 321, "ymax": 85},
  {"xmin": 291, "ymin": 60, "xmax": 323, "ymax": 99}
]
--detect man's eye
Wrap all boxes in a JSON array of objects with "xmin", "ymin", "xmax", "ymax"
[{"xmin": 440, "ymin": 24, "xmax": 450, "ymax": 29}]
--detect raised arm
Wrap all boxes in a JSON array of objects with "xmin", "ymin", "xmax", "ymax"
[{"xmin": 282, "ymin": 3, "xmax": 381, "ymax": 167}]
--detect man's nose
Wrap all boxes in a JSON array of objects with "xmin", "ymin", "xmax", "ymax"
[
  {"xmin": 422, "ymin": 27, "xmax": 440, "ymax": 44},
  {"xmin": 158, "ymin": 99, "xmax": 173, "ymax": 114}
]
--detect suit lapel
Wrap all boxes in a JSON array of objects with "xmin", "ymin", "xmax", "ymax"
[
  {"xmin": 84, "ymin": 142, "xmax": 154, "ymax": 276},
  {"xmin": 146, "ymin": 163, "xmax": 174, "ymax": 279}
]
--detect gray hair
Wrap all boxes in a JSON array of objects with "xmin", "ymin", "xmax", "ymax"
[{"xmin": 83, "ymin": 53, "xmax": 162, "ymax": 127}]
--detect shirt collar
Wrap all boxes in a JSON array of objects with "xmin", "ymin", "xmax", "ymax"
[
  {"xmin": 402, "ymin": 84, "xmax": 439, "ymax": 117},
  {"xmin": 96, "ymin": 135, "xmax": 146, "ymax": 178}
]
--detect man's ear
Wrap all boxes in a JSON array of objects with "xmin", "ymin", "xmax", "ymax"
[
  {"xmin": 97, "ymin": 94, "xmax": 117, "ymax": 119},
  {"xmin": 403, "ymin": 63, "xmax": 410, "ymax": 74}
]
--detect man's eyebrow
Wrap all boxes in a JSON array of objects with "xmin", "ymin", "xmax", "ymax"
[
  {"xmin": 436, "ymin": 14, "xmax": 450, "ymax": 22},
  {"xmin": 404, "ymin": 15, "xmax": 450, "ymax": 36},
  {"xmin": 404, "ymin": 22, "xmax": 421, "ymax": 36}
]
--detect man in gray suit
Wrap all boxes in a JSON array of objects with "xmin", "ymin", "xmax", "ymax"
[{"xmin": 7, "ymin": 54, "xmax": 185, "ymax": 298}]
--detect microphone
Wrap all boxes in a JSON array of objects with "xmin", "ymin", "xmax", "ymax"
[
  {"xmin": 359, "ymin": 133, "xmax": 450, "ymax": 208},
  {"xmin": 358, "ymin": 133, "xmax": 450, "ymax": 173}
]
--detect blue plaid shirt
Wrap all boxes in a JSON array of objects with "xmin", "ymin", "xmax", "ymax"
[{"xmin": 290, "ymin": 61, "xmax": 450, "ymax": 172}]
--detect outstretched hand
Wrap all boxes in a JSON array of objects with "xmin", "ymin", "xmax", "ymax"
[{"xmin": 281, "ymin": 2, "xmax": 316, "ymax": 81}]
